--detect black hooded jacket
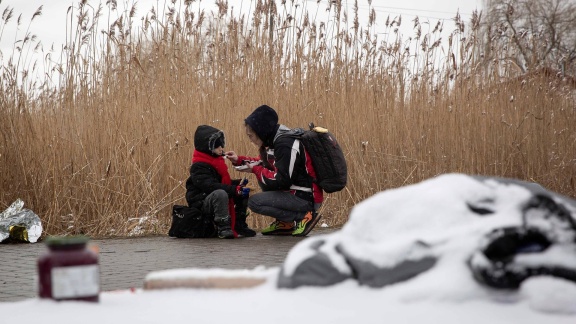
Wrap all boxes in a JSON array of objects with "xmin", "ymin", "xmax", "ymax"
[
  {"xmin": 236, "ymin": 125, "xmax": 324, "ymax": 204},
  {"xmin": 185, "ymin": 125, "xmax": 240, "ymax": 209}
]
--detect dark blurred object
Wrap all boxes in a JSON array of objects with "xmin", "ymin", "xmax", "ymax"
[
  {"xmin": 468, "ymin": 192, "xmax": 576, "ymax": 289},
  {"xmin": 9, "ymin": 225, "xmax": 29, "ymax": 242},
  {"xmin": 37, "ymin": 235, "xmax": 100, "ymax": 302}
]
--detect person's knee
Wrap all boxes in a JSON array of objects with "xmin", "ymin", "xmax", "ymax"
[
  {"xmin": 208, "ymin": 189, "xmax": 228, "ymax": 204},
  {"xmin": 247, "ymin": 193, "xmax": 264, "ymax": 212},
  {"xmin": 247, "ymin": 197, "xmax": 258, "ymax": 210},
  {"xmin": 213, "ymin": 189, "xmax": 227, "ymax": 198}
]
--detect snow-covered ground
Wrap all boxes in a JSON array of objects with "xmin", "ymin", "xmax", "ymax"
[
  {"xmin": 2, "ymin": 268, "xmax": 575, "ymax": 324},
  {"xmin": 1, "ymin": 173, "xmax": 576, "ymax": 324}
]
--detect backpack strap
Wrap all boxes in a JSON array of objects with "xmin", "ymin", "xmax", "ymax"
[{"xmin": 290, "ymin": 185, "xmax": 312, "ymax": 192}]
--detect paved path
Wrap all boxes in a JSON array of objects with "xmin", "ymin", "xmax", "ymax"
[{"xmin": 0, "ymin": 228, "xmax": 336, "ymax": 302}]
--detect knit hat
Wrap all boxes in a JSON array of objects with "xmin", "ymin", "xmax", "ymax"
[{"xmin": 244, "ymin": 105, "xmax": 279, "ymax": 142}]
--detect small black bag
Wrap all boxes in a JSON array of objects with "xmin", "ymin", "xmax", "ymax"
[{"xmin": 168, "ymin": 205, "xmax": 217, "ymax": 238}]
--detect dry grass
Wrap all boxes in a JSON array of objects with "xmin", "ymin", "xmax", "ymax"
[{"xmin": 1, "ymin": 1, "xmax": 574, "ymax": 238}]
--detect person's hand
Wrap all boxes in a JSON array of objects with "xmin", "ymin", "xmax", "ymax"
[
  {"xmin": 236, "ymin": 186, "xmax": 250, "ymax": 198},
  {"xmin": 243, "ymin": 160, "xmax": 261, "ymax": 173},
  {"xmin": 235, "ymin": 165, "xmax": 252, "ymax": 173},
  {"xmin": 224, "ymin": 151, "xmax": 238, "ymax": 163},
  {"xmin": 233, "ymin": 160, "xmax": 261, "ymax": 173}
]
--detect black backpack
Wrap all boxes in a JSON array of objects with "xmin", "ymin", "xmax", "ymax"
[
  {"xmin": 288, "ymin": 123, "xmax": 348, "ymax": 193},
  {"xmin": 168, "ymin": 205, "xmax": 217, "ymax": 238}
]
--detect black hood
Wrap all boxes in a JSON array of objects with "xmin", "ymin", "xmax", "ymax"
[
  {"xmin": 245, "ymin": 105, "xmax": 279, "ymax": 145},
  {"xmin": 194, "ymin": 125, "xmax": 225, "ymax": 155}
]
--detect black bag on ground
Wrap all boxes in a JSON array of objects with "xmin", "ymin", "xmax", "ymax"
[
  {"xmin": 289, "ymin": 123, "xmax": 347, "ymax": 193},
  {"xmin": 168, "ymin": 205, "xmax": 217, "ymax": 238}
]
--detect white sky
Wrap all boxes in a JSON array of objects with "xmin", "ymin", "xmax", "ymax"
[
  {"xmin": 1, "ymin": 173, "xmax": 576, "ymax": 323},
  {"xmin": 0, "ymin": 0, "xmax": 484, "ymax": 89},
  {"xmin": 0, "ymin": 0, "xmax": 482, "ymax": 63}
]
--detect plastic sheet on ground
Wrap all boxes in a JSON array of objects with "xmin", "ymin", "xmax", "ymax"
[{"xmin": 0, "ymin": 199, "xmax": 43, "ymax": 243}]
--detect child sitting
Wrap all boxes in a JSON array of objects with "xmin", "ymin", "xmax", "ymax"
[{"xmin": 185, "ymin": 125, "xmax": 256, "ymax": 238}]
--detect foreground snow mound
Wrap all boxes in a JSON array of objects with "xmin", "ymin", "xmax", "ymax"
[{"xmin": 278, "ymin": 173, "xmax": 576, "ymax": 313}]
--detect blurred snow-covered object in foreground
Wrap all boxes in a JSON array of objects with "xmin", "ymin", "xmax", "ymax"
[
  {"xmin": 278, "ymin": 173, "xmax": 576, "ymax": 313},
  {"xmin": 0, "ymin": 199, "xmax": 43, "ymax": 243}
]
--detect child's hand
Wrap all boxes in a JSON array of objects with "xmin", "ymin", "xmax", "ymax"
[
  {"xmin": 224, "ymin": 151, "xmax": 238, "ymax": 163},
  {"xmin": 236, "ymin": 186, "xmax": 250, "ymax": 198}
]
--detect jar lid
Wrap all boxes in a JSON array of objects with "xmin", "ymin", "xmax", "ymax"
[{"xmin": 45, "ymin": 235, "xmax": 90, "ymax": 246}]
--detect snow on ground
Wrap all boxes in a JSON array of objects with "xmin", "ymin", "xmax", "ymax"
[{"xmin": 1, "ymin": 269, "xmax": 575, "ymax": 324}]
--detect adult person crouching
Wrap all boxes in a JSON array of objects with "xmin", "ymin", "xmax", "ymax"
[{"xmin": 225, "ymin": 105, "xmax": 323, "ymax": 236}]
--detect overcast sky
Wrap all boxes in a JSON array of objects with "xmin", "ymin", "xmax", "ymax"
[
  {"xmin": 1, "ymin": 0, "xmax": 482, "ymax": 55},
  {"xmin": 0, "ymin": 0, "xmax": 482, "ymax": 87}
]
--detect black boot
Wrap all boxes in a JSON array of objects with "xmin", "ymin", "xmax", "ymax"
[
  {"xmin": 215, "ymin": 215, "xmax": 234, "ymax": 239},
  {"xmin": 235, "ymin": 219, "xmax": 257, "ymax": 237},
  {"xmin": 235, "ymin": 199, "xmax": 256, "ymax": 237}
]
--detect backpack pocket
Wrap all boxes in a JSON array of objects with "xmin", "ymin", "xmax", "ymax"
[{"xmin": 168, "ymin": 205, "xmax": 217, "ymax": 238}]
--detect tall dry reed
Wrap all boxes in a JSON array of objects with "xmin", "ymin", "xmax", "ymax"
[{"xmin": 1, "ymin": 0, "xmax": 574, "ymax": 238}]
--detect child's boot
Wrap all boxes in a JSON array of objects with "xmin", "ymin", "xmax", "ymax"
[
  {"xmin": 234, "ymin": 198, "xmax": 256, "ymax": 237},
  {"xmin": 215, "ymin": 215, "xmax": 234, "ymax": 239},
  {"xmin": 235, "ymin": 210, "xmax": 256, "ymax": 237}
]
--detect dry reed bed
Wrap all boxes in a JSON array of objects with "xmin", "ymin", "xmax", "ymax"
[{"xmin": 0, "ymin": 0, "xmax": 574, "ymax": 238}]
